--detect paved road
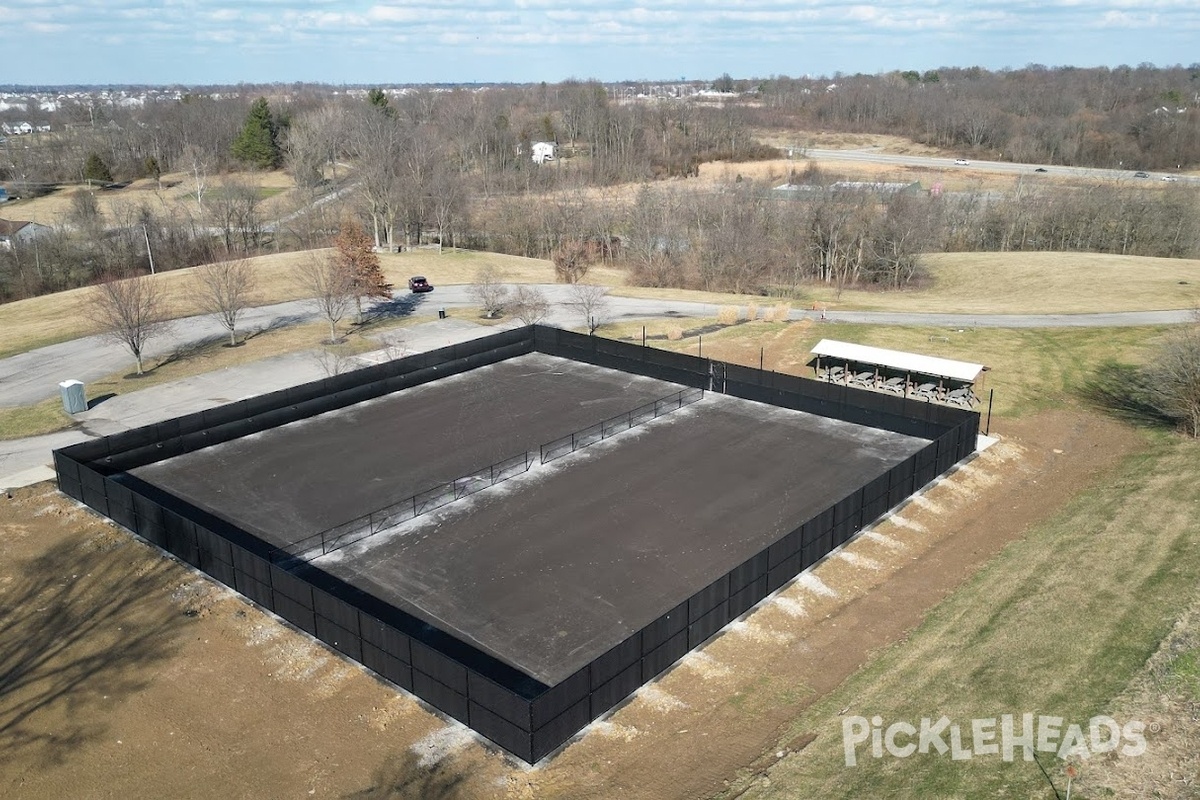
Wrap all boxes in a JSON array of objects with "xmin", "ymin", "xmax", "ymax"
[
  {"xmin": 804, "ymin": 147, "xmax": 1198, "ymax": 185},
  {"xmin": 1, "ymin": 287, "xmax": 1195, "ymax": 490},
  {"xmin": 3, "ymin": 285, "xmax": 1197, "ymax": 409},
  {"xmin": 0, "ymin": 319, "xmax": 518, "ymax": 489}
]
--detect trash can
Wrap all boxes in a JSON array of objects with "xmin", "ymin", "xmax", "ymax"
[
  {"xmin": 59, "ymin": 379, "xmax": 87, "ymax": 414},
  {"xmin": 438, "ymin": 307, "xmax": 447, "ymax": 319}
]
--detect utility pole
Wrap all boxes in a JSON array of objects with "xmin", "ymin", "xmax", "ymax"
[{"xmin": 143, "ymin": 223, "xmax": 156, "ymax": 275}]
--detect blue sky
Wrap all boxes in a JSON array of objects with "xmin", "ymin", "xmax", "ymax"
[{"xmin": 1, "ymin": 0, "xmax": 1198, "ymax": 86}]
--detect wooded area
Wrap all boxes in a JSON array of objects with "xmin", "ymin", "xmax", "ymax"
[{"xmin": 2, "ymin": 65, "xmax": 1198, "ymax": 302}]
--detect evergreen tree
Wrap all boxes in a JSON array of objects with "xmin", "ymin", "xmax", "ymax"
[
  {"xmin": 231, "ymin": 97, "xmax": 281, "ymax": 169},
  {"xmin": 367, "ymin": 87, "xmax": 394, "ymax": 117},
  {"xmin": 334, "ymin": 219, "xmax": 392, "ymax": 321},
  {"xmin": 83, "ymin": 152, "xmax": 113, "ymax": 184}
]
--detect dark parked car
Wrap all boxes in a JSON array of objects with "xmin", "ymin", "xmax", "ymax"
[
  {"xmin": 1034, "ymin": 167, "xmax": 1048, "ymax": 173},
  {"xmin": 408, "ymin": 275, "xmax": 434, "ymax": 293}
]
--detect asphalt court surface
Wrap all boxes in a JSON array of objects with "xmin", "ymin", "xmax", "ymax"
[
  {"xmin": 133, "ymin": 354, "xmax": 928, "ymax": 684},
  {"xmin": 132, "ymin": 353, "xmax": 681, "ymax": 541}
]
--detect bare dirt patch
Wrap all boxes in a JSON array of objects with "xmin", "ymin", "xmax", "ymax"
[{"xmin": 0, "ymin": 408, "xmax": 1139, "ymax": 799}]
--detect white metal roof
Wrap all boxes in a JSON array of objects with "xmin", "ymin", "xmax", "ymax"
[{"xmin": 810, "ymin": 339, "xmax": 985, "ymax": 383}]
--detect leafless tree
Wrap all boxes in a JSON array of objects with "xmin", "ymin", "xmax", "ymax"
[
  {"xmin": 567, "ymin": 283, "xmax": 611, "ymax": 334},
  {"xmin": 283, "ymin": 112, "xmax": 330, "ymax": 190},
  {"xmin": 511, "ymin": 285, "xmax": 551, "ymax": 326},
  {"xmin": 295, "ymin": 252, "xmax": 355, "ymax": 343},
  {"xmin": 211, "ymin": 176, "xmax": 267, "ymax": 255},
  {"xmin": 347, "ymin": 105, "xmax": 405, "ymax": 248},
  {"xmin": 468, "ymin": 265, "xmax": 509, "ymax": 319},
  {"xmin": 1144, "ymin": 319, "xmax": 1200, "ymax": 438},
  {"xmin": 193, "ymin": 259, "xmax": 258, "ymax": 346},
  {"xmin": 89, "ymin": 271, "xmax": 171, "ymax": 375},
  {"xmin": 551, "ymin": 239, "xmax": 591, "ymax": 284},
  {"xmin": 179, "ymin": 143, "xmax": 211, "ymax": 212},
  {"xmin": 312, "ymin": 345, "xmax": 356, "ymax": 377}
]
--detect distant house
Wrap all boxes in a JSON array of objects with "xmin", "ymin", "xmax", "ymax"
[
  {"xmin": 0, "ymin": 218, "xmax": 50, "ymax": 249},
  {"xmin": 531, "ymin": 141, "xmax": 556, "ymax": 164}
]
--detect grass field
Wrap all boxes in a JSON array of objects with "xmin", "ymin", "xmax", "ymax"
[
  {"xmin": 2, "ymin": 169, "xmax": 301, "ymax": 227},
  {"xmin": 611, "ymin": 251, "xmax": 1200, "ymax": 315},
  {"xmin": 723, "ymin": 430, "xmax": 1200, "ymax": 800},
  {"xmin": 614, "ymin": 313, "xmax": 1200, "ymax": 798},
  {"xmin": 613, "ymin": 316, "xmax": 1166, "ymax": 418},
  {"xmin": 3, "ymin": 243, "xmax": 1198, "ymax": 360},
  {"xmin": 0, "ymin": 248, "xmax": 582, "ymax": 359}
]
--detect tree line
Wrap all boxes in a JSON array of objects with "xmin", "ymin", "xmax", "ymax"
[
  {"xmin": 467, "ymin": 177, "xmax": 1200, "ymax": 296},
  {"xmin": 3, "ymin": 70, "xmax": 1200, "ymax": 305},
  {"xmin": 750, "ymin": 64, "xmax": 1200, "ymax": 171}
]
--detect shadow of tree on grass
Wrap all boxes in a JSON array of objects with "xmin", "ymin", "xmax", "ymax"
[
  {"xmin": 0, "ymin": 532, "xmax": 187, "ymax": 768},
  {"xmin": 344, "ymin": 750, "xmax": 470, "ymax": 800},
  {"xmin": 1078, "ymin": 360, "xmax": 1176, "ymax": 431}
]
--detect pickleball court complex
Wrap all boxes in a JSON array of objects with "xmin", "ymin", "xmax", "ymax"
[{"xmin": 54, "ymin": 326, "xmax": 979, "ymax": 763}]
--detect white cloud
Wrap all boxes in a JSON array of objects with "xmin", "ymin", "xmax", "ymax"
[{"xmin": 0, "ymin": 1, "xmax": 1198, "ymax": 84}]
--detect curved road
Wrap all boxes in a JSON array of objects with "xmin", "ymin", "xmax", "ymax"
[{"xmin": 2, "ymin": 284, "xmax": 1195, "ymax": 408}]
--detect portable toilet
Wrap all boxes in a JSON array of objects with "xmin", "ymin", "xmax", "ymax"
[{"xmin": 59, "ymin": 380, "xmax": 87, "ymax": 414}]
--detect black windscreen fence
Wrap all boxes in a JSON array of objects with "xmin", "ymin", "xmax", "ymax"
[{"xmin": 54, "ymin": 325, "xmax": 979, "ymax": 764}]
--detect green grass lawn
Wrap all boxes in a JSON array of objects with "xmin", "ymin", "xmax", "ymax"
[
  {"xmin": 628, "ymin": 317, "xmax": 1167, "ymax": 419},
  {"xmin": 723, "ymin": 431, "xmax": 1200, "ymax": 799}
]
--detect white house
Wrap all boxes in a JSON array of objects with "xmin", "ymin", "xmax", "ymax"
[
  {"xmin": 531, "ymin": 141, "xmax": 556, "ymax": 164},
  {"xmin": 0, "ymin": 218, "xmax": 51, "ymax": 249}
]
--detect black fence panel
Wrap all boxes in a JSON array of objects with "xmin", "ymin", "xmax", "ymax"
[
  {"xmin": 768, "ymin": 553, "xmax": 803, "ymax": 592},
  {"xmin": 361, "ymin": 644, "xmax": 413, "ymax": 691},
  {"xmin": 104, "ymin": 425, "xmax": 161, "ymax": 455},
  {"xmin": 729, "ymin": 576, "xmax": 769, "ymax": 618},
  {"xmin": 470, "ymin": 701, "xmax": 533, "ymax": 763},
  {"xmin": 162, "ymin": 511, "xmax": 200, "ymax": 567},
  {"xmin": 273, "ymin": 592, "xmax": 317, "ymax": 635},
  {"xmin": 59, "ymin": 437, "xmax": 109, "ymax": 462},
  {"xmin": 132, "ymin": 492, "xmax": 165, "ymax": 546},
  {"xmin": 767, "ymin": 527, "xmax": 802, "ymax": 569},
  {"xmin": 590, "ymin": 635, "xmax": 643, "ymax": 690},
  {"xmin": 53, "ymin": 450, "xmax": 80, "ymax": 486},
  {"xmin": 531, "ymin": 667, "xmax": 590, "ymax": 730},
  {"xmin": 640, "ymin": 600, "xmax": 689, "ymax": 654},
  {"xmin": 316, "ymin": 615, "xmax": 363, "ymax": 661},
  {"xmin": 531, "ymin": 696, "xmax": 592, "ymax": 762},
  {"xmin": 360, "ymin": 612, "xmax": 412, "ymax": 664},
  {"xmin": 270, "ymin": 564, "xmax": 313, "ymax": 605},
  {"xmin": 205, "ymin": 558, "xmax": 237, "ymax": 589},
  {"xmin": 469, "ymin": 671, "xmax": 533, "ymax": 732},
  {"xmin": 688, "ymin": 575, "xmax": 730, "ymax": 623},
  {"xmin": 412, "ymin": 670, "xmax": 470, "ymax": 724},
  {"xmin": 590, "ymin": 662, "xmax": 642, "ymax": 719},
  {"xmin": 234, "ymin": 571, "xmax": 274, "ymax": 609},
  {"xmin": 313, "ymin": 588, "xmax": 361, "ymax": 634},
  {"xmin": 642, "ymin": 628, "xmax": 690, "ymax": 682},
  {"xmin": 730, "ymin": 551, "xmax": 770, "ymax": 594},
  {"xmin": 688, "ymin": 602, "xmax": 729, "ymax": 648},
  {"xmin": 411, "ymin": 640, "xmax": 469, "ymax": 695}
]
